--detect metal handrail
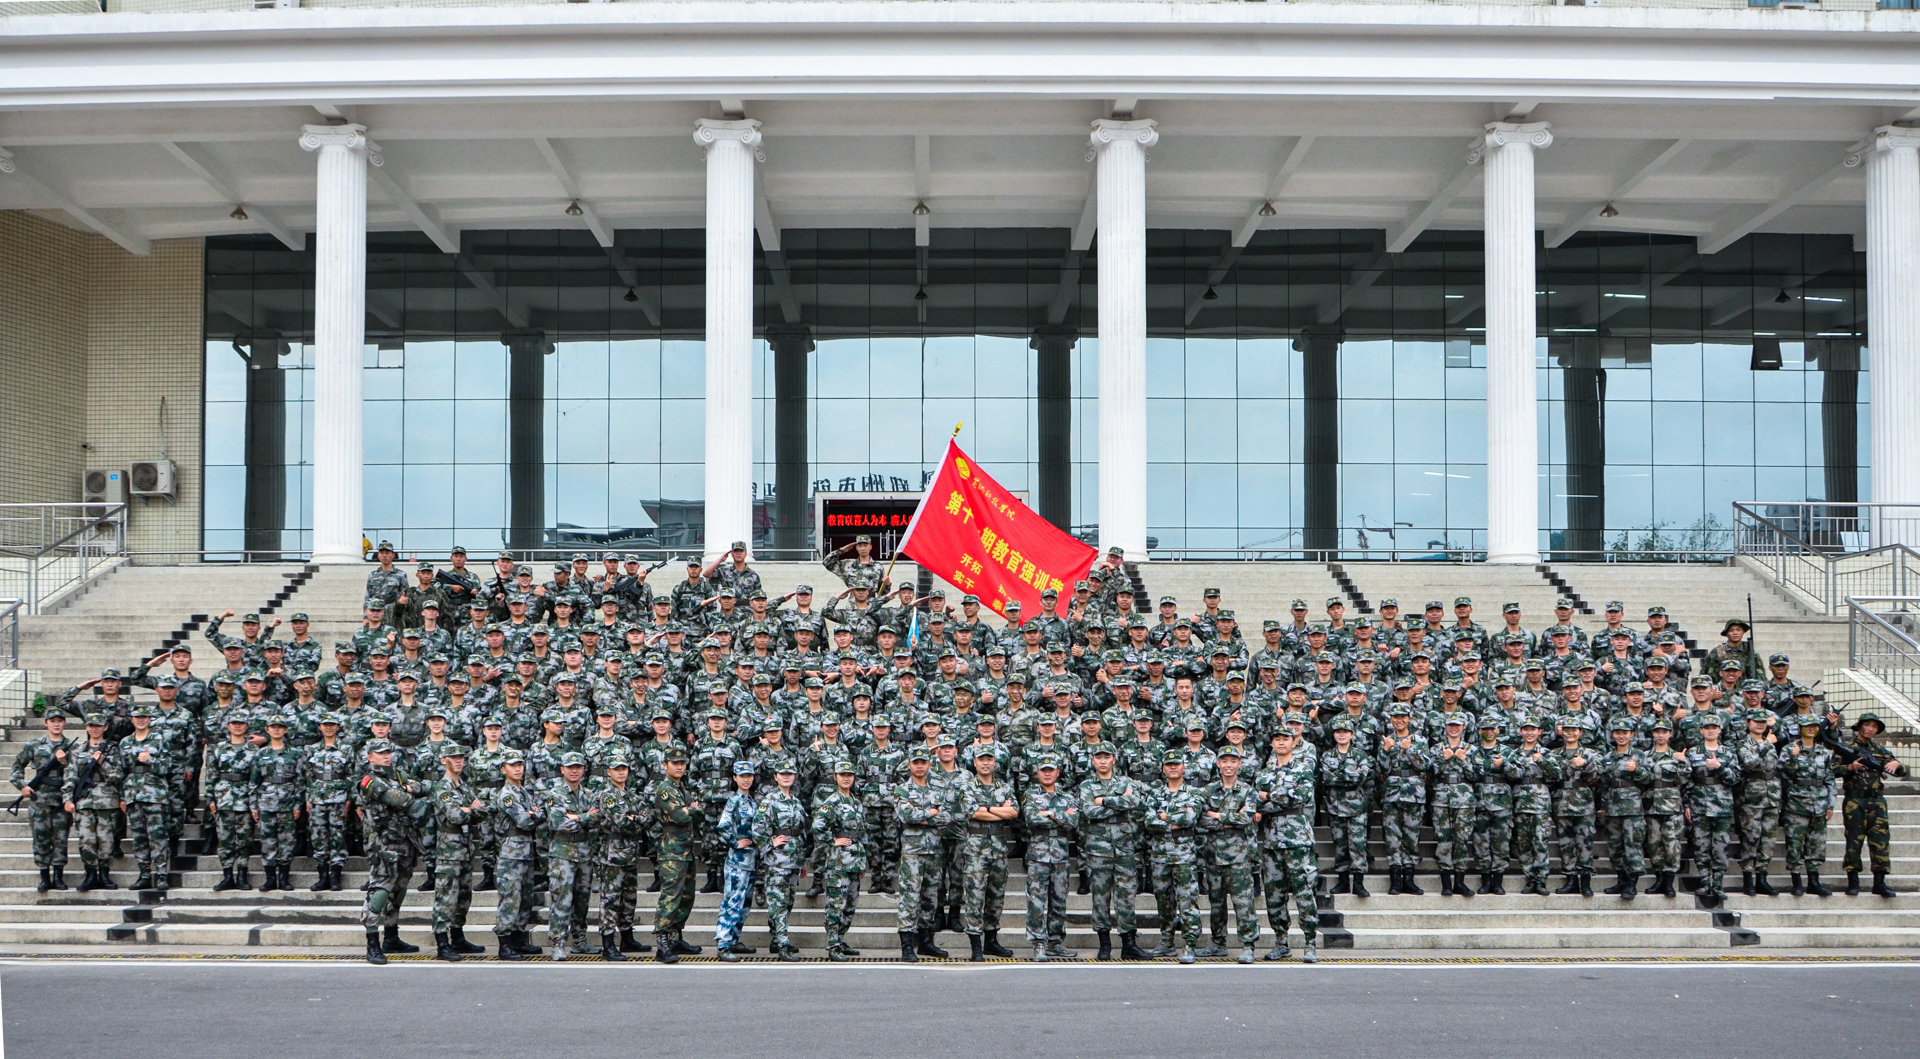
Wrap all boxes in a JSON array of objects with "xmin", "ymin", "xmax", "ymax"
[
  {"xmin": 1733, "ymin": 502, "xmax": 1920, "ymax": 616},
  {"xmin": 0, "ymin": 599, "xmax": 21, "ymax": 668},
  {"xmin": 0, "ymin": 503, "xmax": 128, "ymax": 615},
  {"xmin": 1845, "ymin": 597, "xmax": 1920, "ymax": 727}
]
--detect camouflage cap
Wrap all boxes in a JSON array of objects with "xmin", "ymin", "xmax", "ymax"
[
  {"xmin": 438, "ymin": 742, "xmax": 468, "ymax": 759},
  {"xmin": 1649, "ymin": 718, "xmax": 1674, "ymax": 732},
  {"xmin": 1327, "ymin": 716, "xmax": 1356, "ymax": 732},
  {"xmin": 153, "ymin": 674, "xmax": 180, "ymax": 689},
  {"xmin": 83, "ymin": 712, "xmax": 109, "ymax": 726},
  {"xmin": 663, "ymin": 746, "xmax": 689, "ymax": 763},
  {"xmin": 832, "ymin": 759, "xmax": 857, "ymax": 775},
  {"xmin": 1746, "ymin": 709, "xmax": 1776, "ymax": 723},
  {"xmin": 364, "ymin": 738, "xmax": 396, "ymax": 755},
  {"xmin": 1769, "ymin": 653, "xmax": 1791, "ymax": 665},
  {"xmin": 1281, "ymin": 711, "xmax": 1311, "ymax": 727},
  {"xmin": 1160, "ymin": 749, "xmax": 1189, "ymax": 766},
  {"xmin": 731, "ymin": 761, "xmax": 757, "ymax": 776},
  {"xmin": 540, "ymin": 707, "xmax": 567, "ymax": 722},
  {"xmin": 557, "ymin": 751, "xmax": 588, "ymax": 768},
  {"xmin": 481, "ymin": 714, "xmax": 506, "ymax": 728},
  {"xmin": 1608, "ymin": 717, "xmax": 1637, "ymax": 732},
  {"xmin": 907, "ymin": 747, "xmax": 934, "ymax": 763}
]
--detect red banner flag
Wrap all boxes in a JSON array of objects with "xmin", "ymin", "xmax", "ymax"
[{"xmin": 899, "ymin": 440, "xmax": 1098, "ymax": 620}]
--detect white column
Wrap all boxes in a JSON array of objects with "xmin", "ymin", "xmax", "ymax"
[
  {"xmin": 299, "ymin": 124, "xmax": 376, "ymax": 565},
  {"xmin": 1477, "ymin": 121, "xmax": 1552, "ymax": 565},
  {"xmin": 1851, "ymin": 126, "xmax": 1920, "ymax": 541},
  {"xmin": 1088, "ymin": 118, "xmax": 1158, "ymax": 560},
  {"xmin": 695, "ymin": 118, "xmax": 762, "ymax": 562}
]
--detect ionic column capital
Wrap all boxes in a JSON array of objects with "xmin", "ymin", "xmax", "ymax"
[
  {"xmin": 694, "ymin": 118, "xmax": 764, "ymax": 160},
  {"xmin": 1087, "ymin": 119, "xmax": 1159, "ymax": 161},
  {"xmin": 1471, "ymin": 121, "xmax": 1553, "ymax": 164},
  {"xmin": 299, "ymin": 124, "xmax": 381, "ymax": 166},
  {"xmin": 1846, "ymin": 125, "xmax": 1920, "ymax": 168}
]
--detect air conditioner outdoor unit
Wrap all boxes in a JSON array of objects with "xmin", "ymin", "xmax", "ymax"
[
  {"xmin": 129, "ymin": 459, "xmax": 177, "ymax": 499},
  {"xmin": 83, "ymin": 468, "xmax": 127, "ymax": 506}
]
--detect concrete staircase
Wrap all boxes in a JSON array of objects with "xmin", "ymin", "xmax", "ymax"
[{"xmin": 1135, "ymin": 564, "xmax": 1348, "ymax": 625}]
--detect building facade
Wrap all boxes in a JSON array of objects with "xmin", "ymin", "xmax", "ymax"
[{"xmin": 2, "ymin": 2, "xmax": 1915, "ymax": 562}]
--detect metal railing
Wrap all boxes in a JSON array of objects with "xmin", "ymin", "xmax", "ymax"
[
  {"xmin": 0, "ymin": 503, "xmax": 129, "ymax": 615},
  {"xmin": 0, "ymin": 600, "xmax": 21, "ymax": 668},
  {"xmin": 1733, "ymin": 502, "xmax": 1920, "ymax": 615},
  {"xmin": 1846, "ymin": 596, "xmax": 1920, "ymax": 717}
]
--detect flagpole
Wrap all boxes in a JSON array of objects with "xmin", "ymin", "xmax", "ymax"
[{"xmin": 884, "ymin": 421, "xmax": 961, "ymax": 589}]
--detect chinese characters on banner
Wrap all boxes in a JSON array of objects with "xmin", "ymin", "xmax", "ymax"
[{"xmin": 897, "ymin": 440, "xmax": 1098, "ymax": 619}]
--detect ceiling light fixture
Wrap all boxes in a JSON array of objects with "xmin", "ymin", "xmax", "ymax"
[
  {"xmin": 566, "ymin": 200, "xmax": 583, "ymax": 217},
  {"xmin": 1258, "ymin": 201, "xmax": 1276, "ymax": 218},
  {"xmin": 914, "ymin": 286, "xmax": 929, "ymax": 301},
  {"xmin": 913, "ymin": 201, "xmax": 930, "ymax": 216},
  {"xmin": 1599, "ymin": 203, "xmax": 1619, "ymax": 218},
  {"xmin": 1775, "ymin": 289, "xmax": 1791, "ymax": 304},
  {"xmin": 623, "ymin": 288, "xmax": 639, "ymax": 303},
  {"xmin": 1203, "ymin": 286, "xmax": 1219, "ymax": 301},
  {"xmin": 230, "ymin": 205, "xmax": 248, "ymax": 220}
]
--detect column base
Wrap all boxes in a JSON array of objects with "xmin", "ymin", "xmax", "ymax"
[
  {"xmin": 1483, "ymin": 550, "xmax": 1540, "ymax": 565},
  {"xmin": 310, "ymin": 549, "xmax": 363, "ymax": 565}
]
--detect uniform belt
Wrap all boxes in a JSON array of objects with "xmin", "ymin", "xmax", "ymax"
[
  {"xmin": 771, "ymin": 830, "xmax": 801, "ymax": 840},
  {"xmin": 966, "ymin": 823, "xmax": 1007, "ymax": 836},
  {"xmin": 218, "ymin": 773, "xmax": 247, "ymax": 783},
  {"xmin": 661, "ymin": 823, "xmax": 691, "ymax": 833}
]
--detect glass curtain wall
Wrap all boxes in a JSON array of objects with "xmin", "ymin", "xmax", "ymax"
[{"xmin": 204, "ymin": 229, "xmax": 1864, "ymax": 559}]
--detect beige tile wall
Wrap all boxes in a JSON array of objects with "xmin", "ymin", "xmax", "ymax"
[{"xmin": 0, "ymin": 212, "xmax": 204, "ymax": 555}]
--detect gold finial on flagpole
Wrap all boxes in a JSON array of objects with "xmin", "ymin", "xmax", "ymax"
[{"xmin": 952, "ymin": 422, "xmax": 963, "ymax": 438}]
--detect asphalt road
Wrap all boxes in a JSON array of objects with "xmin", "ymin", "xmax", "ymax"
[{"xmin": 3, "ymin": 960, "xmax": 1914, "ymax": 1059}]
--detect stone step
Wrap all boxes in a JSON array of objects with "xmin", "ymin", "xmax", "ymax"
[{"xmin": 1344, "ymin": 926, "xmax": 1734, "ymax": 949}]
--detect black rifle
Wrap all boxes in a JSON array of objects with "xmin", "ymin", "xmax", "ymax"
[
  {"xmin": 434, "ymin": 569, "xmax": 480, "ymax": 597},
  {"xmin": 67, "ymin": 753, "xmax": 101, "ymax": 806},
  {"xmin": 6, "ymin": 759, "xmax": 66, "ymax": 815}
]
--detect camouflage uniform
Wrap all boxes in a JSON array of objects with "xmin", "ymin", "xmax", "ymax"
[
  {"xmin": 1599, "ymin": 744, "xmax": 1649, "ymax": 878},
  {"xmin": 1200, "ymin": 769, "xmax": 1261, "ymax": 953},
  {"xmin": 1732, "ymin": 731, "xmax": 1781, "ymax": 877},
  {"xmin": 1641, "ymin": 744, "xmax": 1689, "ymax": 876},
  {"xmin": 1318, "ymin": 746, "xmax": 1375, "ymax": 878},
  {"xmin": 1546, "ymin": 739, "xmax": 1602, "ymax": 880},
  {"xmin": 593, "ymin": 769, "xmax": 651, "ymax": 945},
  {"xmin": 358, "ymin": 753, "xmax": 428, "ymax": 931},
  {"xmin": 1685, "ymin": 742, "xmax": 1744, "ymax": 896},
  {"xmin": 958, "ymin": 770, "xmax": 1016, "ymax": 939},
  {"xmin": 431, "ymin": 755, "xmax": 487, "ymax": 937},
  {"xmin": 1428, "ymin": 738, "xmax": 1481, "ymax": 874},
  {"xmin": 1142, "ymin": 766, "xmax": 1205, "ymax": 958},
  {"xmin": 1021, "ymin": 781, "xmax": 1078, "ymax": 952},
  {"xmin": 755, "ymin": 785, "xmax": 810, "ymax": 955},
  {"xmin": 118, "ymin": 729, "xmax": 174, "ymax": 887},
  {"xmin": 1503, "ymin": 743, "xmax": 1555, "ymax": 891},
  {"xmin": 713, "ymin": 782, "xmax": 759, "ymax": 953},
  {"xmin": 205, "ymin": 739, "xmax": 257, "ymax": 874},
  {"xmin": 1840, "ymin": 729, "xmax": 1900, "ymax": 877},
  {"xmin": 893, "ymin": 769, "xmax": 949, "ymax": 934},
  {"xmin": 1377, "ymin": 733, "xmax": 1431, "ymax": 876},
  {"xmin": 651, "ymin": 765, "xmax": 704, "ymax": 950},
  {"xmin": 491, "ymin": 768, "xmax": 543, "ymax": 942},
  {"xmin": 1469, "ymin": 739, "xmax": 1515, "ymax": 881},
  {"xmin": 1779, "ymin": 739, "xmax": 1837, "ymax": 876},
  {"xmin": 812, "ymin": 775, "xmax": 869, "ymax": 956},
  {"xmin": 62, "ymin": 733, "xmax": 124, "ymax": 879},
  {"xmin": 10, "ymin": 729, "xmax": 76, "ymax": 874},
  {"xmin": 1256, "ymin": 754, "xmax": 1319, "ymax": 958},
  {"xmin": 302, "ymin": 738, "xmax": 357, "ymax": 875},
  {"xmin": 543, "ymin": 768, "xmax": 600, "ymax": 957},
  {"xmin": 248, "ymin": 742, "xmax": 305, "ymax": 870},
  {"xmin": 1077, "ymin": 768, "xmax": 1143, "ymax": 939}
]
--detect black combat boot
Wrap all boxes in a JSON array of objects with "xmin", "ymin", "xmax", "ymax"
[
  {"xmin": 1329, "ymin": 871, "xmax": 1351, "ymax": 895},
  {"xmin": 1386, "ymin": 867, "xmax": 1404, "ymax": 896},
  {"xmin": 75, "ymin": 866, "xmax": 98, "ymax": 893},
  {"xmin": 898, "ymin": 930, "xmax": 919, "ymax": 963},
  {"xmin": 310, "ymin": 865, "xmax": 328, "ymax": 892},
  {"xmin": 601, "ymin": 933, "xmax": 625, "ymax": 961},
  {"xmin": 1740, "ymin": 870, "xmax": 1755, "ymax": 896},
  {"xmin": 655, "ymin": 939, "xmax": 679, "ymax": 964},
  {"xmin": 1458, "ymin": 872, "xmax": 1475, "ymax": 898},
  {"xmin": 1349, "ymin": 872, "xmax": 1370, "ymax": 898},
  {"xmin": 1754, "ymin": 871, "xmax": 1779, "ymax": 896},
  {"xmin": 451, "ymin": 928, "xmax": 484, "ymax": 954},
  {"xmin": 1790, "ymin": 872, "xmax": 1805, "ymax": 896},
  {"xmin": 1620, "ymin": 874, "xmax": 1638, "ymax": 901},
  {"xmin": 1521, "ymin": 876, "xmax": 1546, "ymax": 896},
  {"xmin": 917, "ymin": 929, "xmax": 948, "ymax": 958},
  {"xmin": 671, "ymin": 933, "xmax": 702, "ymax": 955},
  {"xmin": 1437, "ymin": 871, "xmax": 1455, "ymax": 897},
  {"xmin": 1096, "ymin": 930, "xmax": 1112, "ymax": 961},
  {"xmin": 366, "ymin": 928, "xmax": 387, "ymax": 965},
  {"xmin": 1873, "ymin": 871, "xmax": 1896, "ymax": 898},
  {"xmin": 132, "ymin": 871, "xmax": 154, "ymax": 891},
  {"xmin": 48, "ymin": 866, "xmax": 68, "ymax": 891},
  {"xmin": 419, "ymin": 862, "xmax": 436, "ymax": 892},
  {"xmin": 36, "ymin": 869, "xmax": 50, "ymax": 893},
  {"xmin": 619, "ymin": 928, "xmax": 650, "ymax": 953},
  {"xmin": 259, "ymin": 865, "xmax": 279, "ymax": 893},
  {"xmin": 513, "ymin": 930, "xmax": 542, "ymax": 955},
  {"xmin": 1476, "ymin": 872, "xmax": 1494, "ymax": 895},
  {"xmin": 1579, "ymin": 873, "xmax": 1592, "ymax": 898},
  {"xmin": 700, "ymin": 869, "xmax": 721, "ymax": 894},
  {"xmin": 805, "ymin": 874, "xmax": 825, "ymax": 899},
  {"xmin": 435, "ymin": 931, "xmax": 462, "ymax": 962},
  {"xmin": 498, "ymin": 933, "xmax": 525, "ymax": 961},
  {"xmin": 1119, "ymin": 931, "xmax": 1146, "ymax": 960},
  {"xmin": 1806, "ymin": 870, "xmax": 1832, "ymax": 897},
  {"xmin": 1604, "ymin": 873, "xmax": 1626, "ymax": 895},
  {"xmin": 1554, "ymin": 873, "xmax": 1580, "ymax": 895},
  {"xmin": 647, "ymin": 871, "xmax": 662, "ymax": 893},
  {"xmin": 382, "ymin": 924, "xmax": 420, "ymax": 954},
  {"xmin": 1653, "ymin": 872, "xmax": 1676, "ymax": 897},
  {"xmin": 969, "ymin": 933, "xmax": 985, "ymax": 962},
  {"xmin": 97, "ymin": 867, "xmax": 119, "ymax": 891},
  {"xmin": 983, "ymin": 930, "xmax": 1013, "ymax": 957},
  {"xmin": 1402, "ymin": 868, "xmax": 1423, "ymax": 896},
  {"xmin": 212, "ymin": 868, "xmax": 239, "ymax": 892},
  {"xmin": 1846, "ymin": 870, "xmax": 1861, "ymax": 896},
  {"xmin": 329, "ymin": 866, "xmax": 344, "ymax": 892},
  {"xmin": 1490, "ymin": 872, "xmax": 1506, "ymax": 896},
  {"xmin": 474, "ymin": 866, "xmax": 496, "ymax": 892},
  {"xmin": 1078, "ymin": 871, "xmax": 1091, "ymax": 896}
]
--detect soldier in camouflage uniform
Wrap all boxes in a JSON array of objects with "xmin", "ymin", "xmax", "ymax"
[
  {"xmin": 1377, "ymin": 705, "xmax": 1430, "ymax": 896},
  {"xmin": 543, "ymin": 750, "xmax": 600, "ymax": 960},
  {"xmin": 430, "ymin": 743, "xmax": 489, "ymax": 961},
  {"xmin": 491, "ymin": 750, "xmax": 543, "ymax": 959},
  {"xmin": 1143, "ymin": 749, "xmax": 1205, "ymax": 963},
  {"xmin": 1598, "ymin": 717, "xmax": 1648, "ymax": 900},
  {"xmin": 593, "ymin": 755, "xmax": 652, "ymax": 957},
  {"xmin": 1200, "ymin": 745, "xmax": 1260, "ymax": 961},
  {"xmin": 1503, "ymin": 719, "xmax": 1555, "ymax": 896},
  {"xmin": 1078, "ymin": 743, "xmax": 1145, "ymax": 961},
  {"xmin": 206, "ymin": 717, "xmax": 257, "ymax": 891},
  {"xmin": 359, "ymin": 738, "xmax": 429, "ymax": 963},
  {"xmin": 248, "ymin": 716, "xmax": 303, "ymax": 892},
  {"xmin": 1546, "ymin": 720, "xmax": 1602, "ymax": 896},
  {"xmin": 1255, "ymin": 728, "xmax": 1319, "ymax": 962},
  {"xmin": 11, "ymin": 712, "xmax": 76, "ymax": 892},
  {"xmin": 959, "ymin": 746, "xmax": 1018, "ymax": 961},
  {"xmin": 1779, "ymin": 716, "xmax": 1837, "ymax": 897},
  {"xmin": 302, "ymin": 714, "xmax": 355, "ymax": 891},
  {"xmin": 1319, "ymin": 717, "xmax": 1375, "ymax": 896},
  {"xmin": 813, "ymin": 761, "xmax": 869, "ymax": 961},
  {"xmin": 1684, "ymin": 718, "xmax": 1744, "ymax": 899},
  {"xmin": 651, "ymin": 745, "xmax": 704, "ymax": 961},
  {"xmin": 1640, "ymin": 719, "xmax": 1688, "ymax": 897},
  {"xmin": 1469, "ymin": 718, "xmax": 1515, "ymax": 895},
  {"xmin": 894, "ymin": 747, "xmax": 951, "ymax": 961},
  {"xmin": 714, "ymin": 762, "xmax": 759, "ymax": 960},
  {"xmin": 1839, "ymin": 713, "xmax": 1902, "ymax": 897},
  {"xmin": 118, "ymin": 705, "xmax": 173, "ymax": 892},
  {"xmin": 1733, "ymin": 708, "xmax": 1783, "ymax": 896},
  {"xmin": 756, "ymin": 764, "xmax": 810, "ymax": 961},
  {"xmin": 1428, "ymin": 715, "xmax": 1480, "ymax": 897},
  {"xmin": 62, "ymin": 713, "xmax": 124, "ymax": 892},
  {"xmin": 1022, "ymin": 754, "xmax": 1079, "ymax": 961}
]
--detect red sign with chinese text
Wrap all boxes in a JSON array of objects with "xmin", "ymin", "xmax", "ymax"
[{"xmin": 898, "ymin": 440, "xmax": 1097, "ymax": 620}]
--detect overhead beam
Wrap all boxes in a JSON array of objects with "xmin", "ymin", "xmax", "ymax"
[
  {"xmin": 1384, "ymin": 146, "xmax": 1480, "ymax": 254},
  {"xmin": 1698, "ymin": 151, "xmax": 1856, "ymax": 255},
  {"xmin": 1545, "ymin": 138, "xmax": 1691, "ymax": 249},
  {"xmin": 0, "ymin": 147, "xmax": 150, "ymax": 255},
  {"xmin": 159, "ymin": 140, "xmax": 302, "ymax": 251},
  {"xmin": 913, "ymin": 132, "xmax": 931, "ymax": 247},
  {"xmin": 1189, "ymin": 135, "xmax": 1317, "ymax": 324},
  {"xmin": 1044, "ymin": 179, "xmax": 1099, "ymax": 325},
  {"xmin": 533, "ymin": 135, "xmax": 613, "ymax": 248},
  {"xmin": 362, "ymin": 141, "xmax": 460, "ymax": 254}
]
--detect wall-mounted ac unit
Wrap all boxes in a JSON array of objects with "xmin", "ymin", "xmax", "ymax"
[
  {"xmin": 129, "ymin": 459, "xmax": 177, "ymax": 499},
  {"xmin": 83, "ymin": 468, "xmax": 127, "ymax": 506}
]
